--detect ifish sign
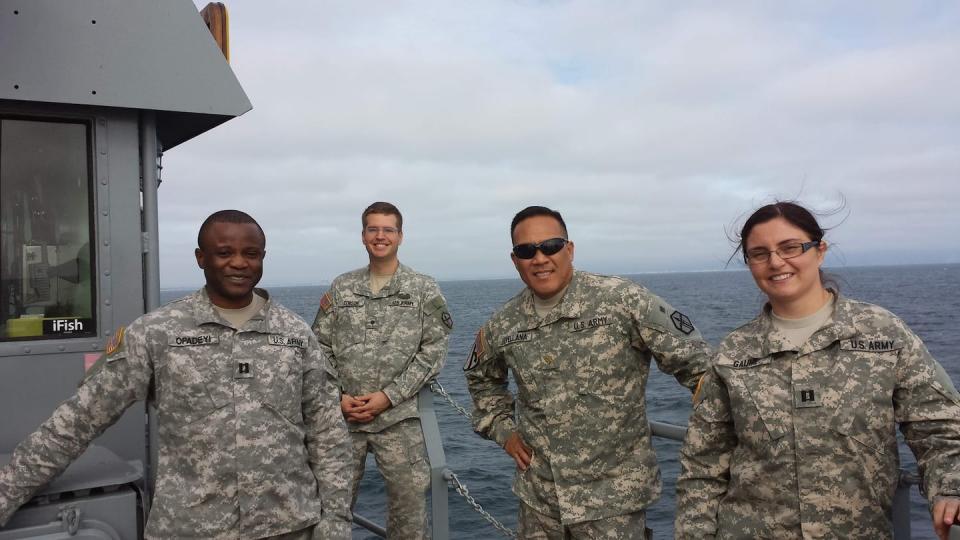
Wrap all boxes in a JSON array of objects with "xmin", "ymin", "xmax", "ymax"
[{"xmin": 43, "ymin": 318, "xmax": 95, "ymax": 336}]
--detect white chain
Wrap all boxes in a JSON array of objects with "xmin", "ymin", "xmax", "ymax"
[
  {"xmin": 429, "ymin": 380, "xmax": 472, "ymax": 419},
  {"xmin": 446, "ymin": 470, "xmax": 518, "ymax": 539},
  {"xmin": 429, "ymin": 381, "xmax": 516, "ymax": 538}
]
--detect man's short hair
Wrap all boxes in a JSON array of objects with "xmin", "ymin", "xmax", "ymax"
[
  {"xmin": 510, "ymin": 206, "xmax": 568, "ymax": 242},
  {"xmin": 362, "ymin": 202, "xmax": 403, "ymax": 231},
  {"xmin": 197, "ymin": 210, "xmax": 265, "ymax": 250}
]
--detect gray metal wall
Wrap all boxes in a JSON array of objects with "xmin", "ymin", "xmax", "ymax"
[{"xmin": 0, "ymin": 100, "xmax": 148, "ymax": 465}]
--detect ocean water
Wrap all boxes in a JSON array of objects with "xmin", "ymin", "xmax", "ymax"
[{"xmin": 162, "ymin": 263, "xmax": 960, "ymax": 539}]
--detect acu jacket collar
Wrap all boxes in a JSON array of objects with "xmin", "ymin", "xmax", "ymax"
[{"xmin": 194, "ymin": 287, "xmax": 273, "ymax": 333}]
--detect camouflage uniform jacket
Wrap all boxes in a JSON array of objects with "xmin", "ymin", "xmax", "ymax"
[
  {"xmin": 676, "ymin": 295, "xmax": 960, "ymax": 539},
  {"xmin": 0, "ymin": 288, "xmax": 353, "ymax": 540},
  {"xmin": 465, "ymin": 271, "xmax": 712, "ymax": 524},
  {"xmin": 312, "ymin": 263, "xmax": 451, "ymax": 433}
]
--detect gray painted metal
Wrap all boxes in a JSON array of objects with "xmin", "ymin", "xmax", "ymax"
[
  {"xmin": 352, "ymin": 513, "xmax": 388, "ymax": 538},
  {"xmin": 0, "ymin": 103, "xmax": 147, "ymax": 464},
  {"xmin": 139, "ymin": 111, "xmax": 161, "ymax": 312},
  {"xmin": 0, "ymin": 0, "xmax": 251, "ymax": 149},
  {"xmin": 350, "ymin": 387, "xmax": 448, "ymax": 539},
  {"xmin": 419, "ymin": 384, "xmax": 451, "ymax": 540},
  {"xmin": 649, "ymin": 420, "xmax": 688, "ymax": 441},
  {"xmin": 0, "ymin": 448, "xmax": 139, "ymax": 539},
  {"xmin": 893, "ymin": 470, "xmax": 917, "ymax": 540}
]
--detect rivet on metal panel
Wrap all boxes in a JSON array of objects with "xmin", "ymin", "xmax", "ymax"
[
  {"xmin": 105, "ymin": 271, "xmax": 111, "ymax": 276},
  {"xmin": 104, "ymin": 241, "xmax": 109, "ymax": 246},
  {"xmin": 58, "ymin": 345, "xmax": 66, "ymax": 352},
  {"xmin": 23, "ymin": 348, "xmax": 31, "ymax": 354},
  {"xmin": 13, "ymin": 84, "xmax": 19, "ymax": 89},
  {"xmin": 100, "ymin": 178, "xmax": 107, "ymax": 185},
  {"xmin": 105, "ymin": 300, "xmax": 111, "ymax": 306},
  {"xmin": 102, "ymin": 210, "xmax": 108, "ymax": 216}
]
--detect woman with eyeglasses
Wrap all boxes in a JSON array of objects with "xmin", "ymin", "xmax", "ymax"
[{"xmin": 674, "ymin": 201, "xmax": 960, "ymax": 540}]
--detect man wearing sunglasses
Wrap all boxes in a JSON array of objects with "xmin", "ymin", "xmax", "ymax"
[
  {"xmin": 312, "ymin": 202, "xmax": 452, "ymax": 539},
  {"xmin": 464, "ymin": 205, "xmax": 713, "ymax": 539}
]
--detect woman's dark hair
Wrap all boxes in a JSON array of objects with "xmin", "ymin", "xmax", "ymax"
[
  {"xmin": 737, "ymin": 202, "xmax": 824, "ymax": 259},
  {"xmin": 732, "ymin": 200, "xmax": 840, "ymax": 291}
]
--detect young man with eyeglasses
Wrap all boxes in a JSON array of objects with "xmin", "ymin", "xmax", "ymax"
[
  {"xmin": 463, "ymin": 205, "xmax": 713, "ymax": 539},
  {"xmin": 311, "ymin": 202, "xmax": 451, "ymax": 539}
]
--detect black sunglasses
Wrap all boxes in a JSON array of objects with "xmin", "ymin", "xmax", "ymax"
[{"xmin": 512, "ymin": 237, "xmax": 568, "ymax": 259}]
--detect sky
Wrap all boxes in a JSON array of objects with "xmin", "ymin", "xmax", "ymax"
[{"xmin": 160, "ymin": 1, "xmax": 960, "ymax": 288}]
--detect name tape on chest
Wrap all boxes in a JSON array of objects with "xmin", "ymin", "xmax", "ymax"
[
  {"xmin": 571, "ymin": 315, "xmax": 612, "ymax": 332},
  {"xmin": 840, "ymin": 339, "xmax": 900, "ymax": 352},
  {"xmin": 728, "ymin": 356, "xmax": 771, "ymax": 369},
  {"xmin": 267, "ymin": 334, "xmax": 306, "ymax": 348},
  {"xmin": 169, "ymin": 335, "xmax": 219, "ymax": 347},
  {"xmin": 388, "ymin": 299, "xmax": 417, "ymax": 308},
  {"xmin": 500, "ymin": 331, "xmax": 534, "ymax": 347}
]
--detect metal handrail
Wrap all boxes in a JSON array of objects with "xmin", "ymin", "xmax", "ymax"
[
  {"xmin": 352, "ymin": 410, "xmax": 951, "ymax": 539},
  {"xmin": 351, "ymin": 385, "xmax": 449, "ymax": 539}
]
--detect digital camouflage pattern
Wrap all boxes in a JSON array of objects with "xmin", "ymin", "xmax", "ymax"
[
  {"xmin": 349, "ymin": 418, "xmax": 431, "ymax": 539},
  {"xmin": 518, "ymin": 503, "xmax": 652, "ymax": 540},
  {"xmin": 0, "ymin": 288, "xmax": 352, "ymax": 540},
  {"xmin": 312, "ymin": 263, "xmax": 450, "ymax": 539},
  {"xmin": 675, "ymin": 295, "xmax": 960, "ymax": 539},
  {"xmin": 465, "ymin": 271, "xmax": 712, "ymax": 525},
  {"xmin": 312, "ymin": 263, "xmax": 451, "ymax": 434}
]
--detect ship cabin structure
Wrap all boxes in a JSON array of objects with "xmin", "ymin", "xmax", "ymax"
[{"xmin": 0, "ymin": 1, "xmax": 250, "ymax": 537}]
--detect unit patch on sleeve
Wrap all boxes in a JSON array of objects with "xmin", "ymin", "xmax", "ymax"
[
  {"xmin": 464, "ymin": 329, "xmax": 486, "ymax": 371},
  {"xmin": 441, "ymin": 311, "xmax": 453, "ymax": 329},
  {"xmin": 319, "ymin": 291, "xmax": 334, "ymax": 314},
  {"xmin": 670, "ymin": 310, "xmax": 695, "ymax": 335},
  {"xmin": 105, "ymin": 326, "xmax": 126, "ymax": 357}
]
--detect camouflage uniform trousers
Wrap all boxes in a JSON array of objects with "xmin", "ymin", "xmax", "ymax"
[
  {"xmin": 265, "ymin": 525, "xmax": 314, "ymax": 540},
  {"xmin": 350, "ymin": 418, "xmax": 431, "ymax": 540},
  {"xmin": 518, "ymin": 502, "xmax": 651, "ymax": 540}
]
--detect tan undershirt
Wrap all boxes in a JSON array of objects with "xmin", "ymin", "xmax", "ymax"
[
  {"xmin": 534, "ymin": 285, "xmax": 569, "ymax": 319},
  {"xmin": 771, "ymin": 295, "xmax": 835, "ymax": 350},
  {"xmin": 370, "ymin": 272, "xmax": 395, "ymax": 294},
  {"xmin": 213, "ymin": 291, "xmax": 266, "ymax": 328}
]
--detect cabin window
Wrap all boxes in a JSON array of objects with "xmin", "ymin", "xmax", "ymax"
[{"xmin": 0, "ymin": 117, "xmax": 97, "ymax": 341}]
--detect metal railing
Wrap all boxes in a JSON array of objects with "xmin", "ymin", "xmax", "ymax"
[{"xmin": 352, "ymin": 386, "xmax": 955, "ymax": 540}]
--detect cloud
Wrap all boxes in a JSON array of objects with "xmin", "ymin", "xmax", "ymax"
[{"xmin": 160, "ymin": 1, "xmax": 960, "ymax": 287}]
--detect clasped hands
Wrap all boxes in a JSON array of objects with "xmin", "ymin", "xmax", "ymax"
[{"xmin": 341, "ymin": 391, "xmax": 391, "ymax": 423}]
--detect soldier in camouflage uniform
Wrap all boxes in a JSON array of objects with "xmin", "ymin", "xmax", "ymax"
[
  {"xmin": 312, "ymin": 202, "xmax": 451, "ymax": 540},
  {"xmin": 675, "ymin": 202, "xmax": 960, "ymax": 540},
  {"xmin": 0, "ymin": 210, "xmax": 352, "ymax": 539},
  {"xmin": 464, "ymin": 206, "xmax": 713, "ymax": 539}
]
